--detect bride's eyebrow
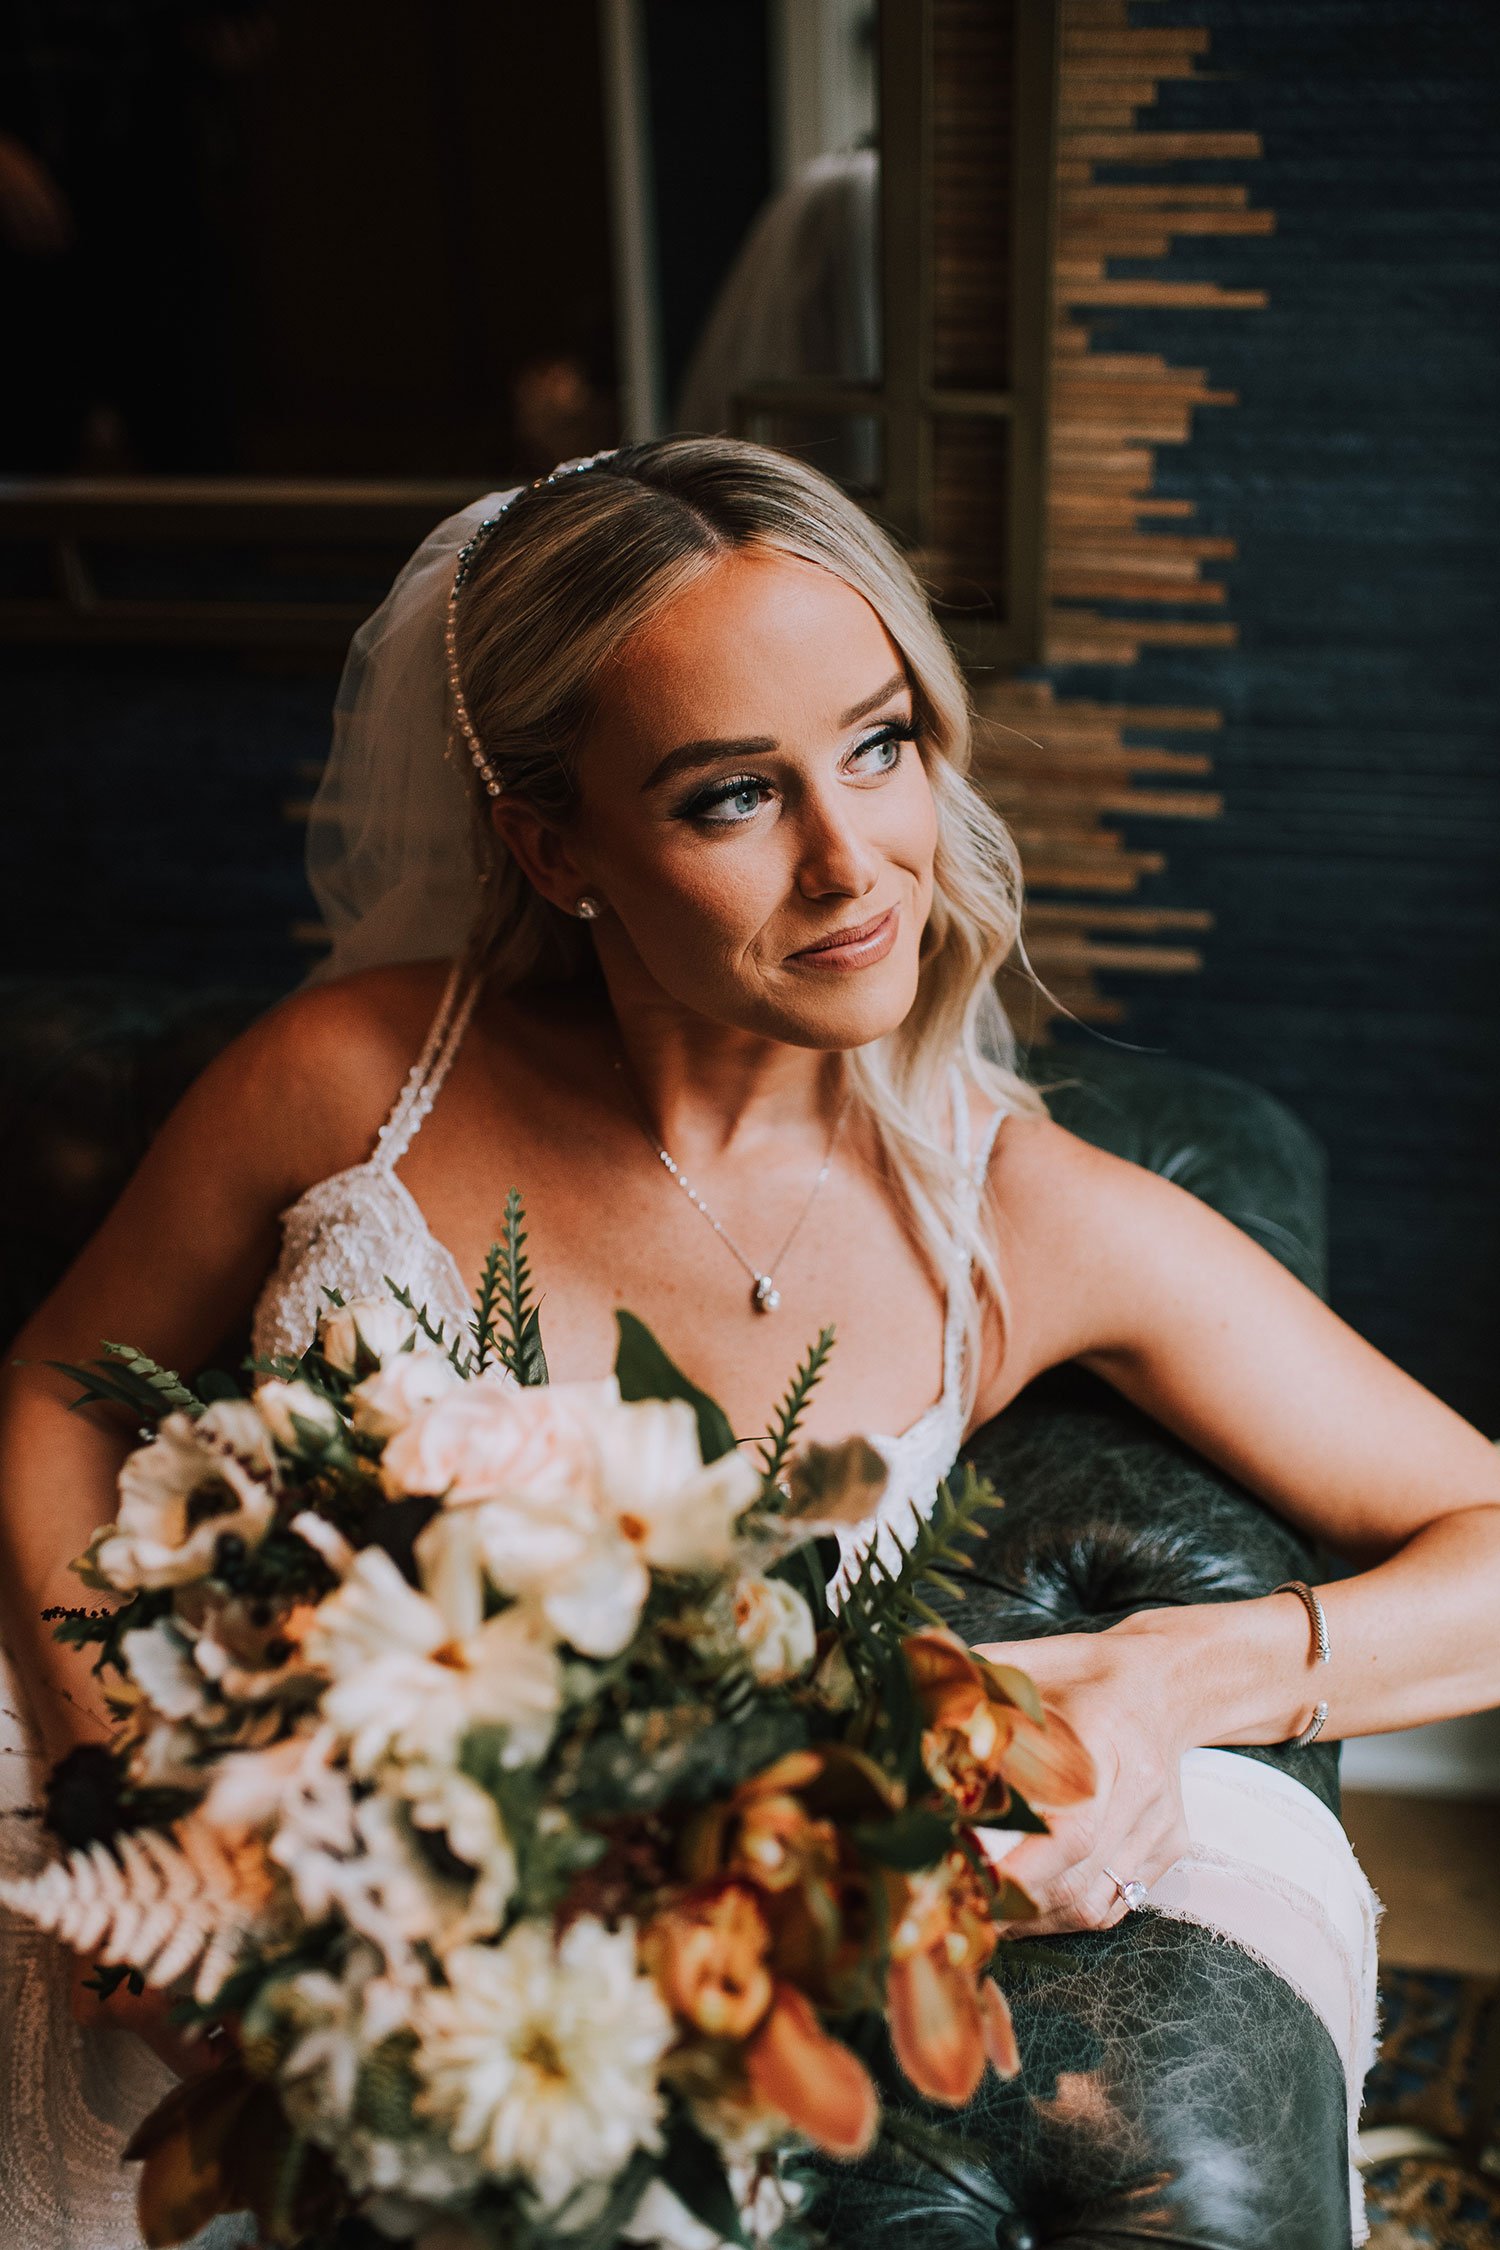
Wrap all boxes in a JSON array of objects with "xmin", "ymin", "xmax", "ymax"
[{"xmin": 642, "ymin": 670, "xmax": 910, "ymax": 793}]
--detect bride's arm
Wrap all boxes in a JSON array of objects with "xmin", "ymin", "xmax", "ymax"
[
  {"xmin": 968, "ymin": 1113, "xmax": 1500, "ymax": 1930},
  {"xmin": 0, "ymin": 981, "xmax": 380, "ymax": 1762}
]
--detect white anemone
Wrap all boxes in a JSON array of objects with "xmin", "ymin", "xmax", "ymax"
[{"xmin": 96, "ymin": 1401, "xmax": 278, "ymax": 1591}]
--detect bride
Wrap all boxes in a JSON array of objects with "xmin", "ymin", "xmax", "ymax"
[{"xmin": 2, "ymin": 436, "xmax": 1498, "ymax": 2249}]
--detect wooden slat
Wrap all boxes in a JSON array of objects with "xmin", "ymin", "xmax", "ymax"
[
  {"xmin": 1049, "ymin": 570, "xmax": 1226, "ymax": 604},
  {"xmin": 1060, "ymin": 182, "xmax": 1250, "ymax": 208},
  {"xmin": 1051, "ymin": 532, "xmax": 1237, "ymax": 562},
  {"xmin": 1024, "ymin": 902, "xmax": 1215, "ymax": 932},
  {"xmin": 1058, "ymin": 279, "xmax": 1269, "ymax": 309},
  {"xmin": 1028, "ymin": 938, "xmax": 1206, "ymax": 973},
  {"xmin": 1059, "ymin": 130, "xmax": 1261, "ymax": 161},
  {"xmin": 1061, "ymin": 29, "xmax": 1212, "ymax": 57},
  {"xmin": 1049, "ymin": 494, "xmax": 1196, "ymax": 521},
  {"xmin": 1063, "ymin": 208, "xmax": 1276, "ymax": 238}
]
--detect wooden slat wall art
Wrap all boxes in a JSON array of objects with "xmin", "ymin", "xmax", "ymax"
[{"xmin": 968, "ymin": 0, "xmax": 1272, "ymax": 1031}]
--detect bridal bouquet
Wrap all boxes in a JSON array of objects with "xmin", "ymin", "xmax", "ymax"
[{"xmin": 7, "ymin": 1199, "xmax": 1092, "ymax": 2250}]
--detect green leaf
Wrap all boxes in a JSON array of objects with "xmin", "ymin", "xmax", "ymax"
[
  {"xmin": 659, "ymin": 2111, "xmax": 748, "ymax": 2245},
  {"xmin": 487, "ymin": 1190, "xmax": 550, "ymax": 1387},
  {"xmin": 768, "ymin": 1533, "xmax": 833, "ymax": 1630},
  {"xmin": 382, "ymin": 1279, "xmax": 472, "ymax": 1375},
  {"xmin": 613, "ymin": 1310, "xmax": 736, "ymax": 1462},
  {"xmin": 559, "ymin": 1701, "xmax": 810, "ymax": 1821},
  {"xmin": 45, "ymin": 1357, "xmax": 177, "ymax": 1426},
  {"xmin": 852, "ymin": 1804, "xmax": 956, "ymax": 1871},
  {"xmin": 837, "ymin": 1463, "xmax": 1004, "ymax": 1651},
  {"xmin": 457, "ymin": 1741, "xmax": 605, "ymax": 1912},
  {"xmin": 758, "ymin": 1325, "xmax": 836, "ymax": 1483},
  {"xmin": 101, "ymin": 1342, "xmax": 200, "ymax": 1412}
]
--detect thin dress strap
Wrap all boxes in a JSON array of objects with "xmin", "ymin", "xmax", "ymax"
[{"xmin": 370, "ymin": 957, "xmax": 485, "ymax": 1173}]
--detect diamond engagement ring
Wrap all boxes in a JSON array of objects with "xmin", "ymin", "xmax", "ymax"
[{"xmin": 1104, "ymin": 1867, "xmax": 1149, "ymax": 1911}]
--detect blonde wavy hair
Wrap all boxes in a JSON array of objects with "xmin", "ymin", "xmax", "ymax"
[{"xmin": 450, "ymin": 435, "xmax": 1049, "ymax": 1400}]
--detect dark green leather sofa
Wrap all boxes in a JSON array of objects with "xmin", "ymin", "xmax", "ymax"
[{"xmin": 0, "ymin": 979, "xmax": 1353, "ymax": 2248}]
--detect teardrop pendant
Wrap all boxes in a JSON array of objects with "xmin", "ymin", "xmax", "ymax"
[{"xmin": 752, "ymin": 1274, "xmax": 781, "ymax": 1314}]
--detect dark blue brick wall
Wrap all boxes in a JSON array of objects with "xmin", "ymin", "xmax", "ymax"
[{"xmin": 1046, "ymin": 0, "xmax": 1500, "ymax": 1430}]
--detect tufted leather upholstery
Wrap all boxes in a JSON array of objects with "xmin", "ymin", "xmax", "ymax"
[{"xmin": 0, "ymin": 980, "xmax": 1353, "ymax": 2246}]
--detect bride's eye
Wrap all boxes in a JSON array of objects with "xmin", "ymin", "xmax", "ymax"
[
  {"xmin": 678, "ymin": 773, "xmax": 775, "ymax": 826},
  {"xmin": 849, "ymin": 720, "xmax": 918, "ymax": 774}
]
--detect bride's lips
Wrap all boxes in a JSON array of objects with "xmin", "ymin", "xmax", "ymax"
[{"xmin": 787, "ymin": 906, "xmax": 898, "ymax": 970}]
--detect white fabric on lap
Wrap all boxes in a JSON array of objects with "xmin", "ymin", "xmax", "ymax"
[{"xmin": 980, "ymin": 1747, "xmax": 1383, "ymax": 2245}]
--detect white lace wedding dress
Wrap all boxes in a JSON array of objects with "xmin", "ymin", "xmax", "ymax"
[{"xmin": 0, "ymin": 957, "xmax": 1382, "ymax": 2245}]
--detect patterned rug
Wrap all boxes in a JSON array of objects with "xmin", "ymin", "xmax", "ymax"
[{"xmin": 1362, "ymin": 1967, "xmax": 1500, "ymax": 2248}]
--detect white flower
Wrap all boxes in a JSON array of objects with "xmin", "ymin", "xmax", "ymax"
[
  {"xmin": 728, "ymin": 1575, "xmax": 816, "ymax": 1685},
  {"xmin": 625, "ymin": 2179, "xmax": 728, "ymax": 2249},
  {"xmin": 415, "ymin": 1918, "xmax": 673, "ymax": 2212},
  {"xmin": 204, "ymin": 1727, "xmax": 350, "ymax": 1843},
  {"xmin": 590, "ymin": 1398, "xmax": 755, "ymax": 1573},
  {"xmin": 462, "ymin": 1394, "xmax": 760, "ymax": 1661},
  {"xmin": 306, "ymin": 1544, "xmax": 562, "ymax": 1774},
  {"xmin": 397, "ymin": 1762, "xmax": 516, "ymax": 1941},
  {"xmin": 349, "ymin": 1350, "xmax": 464, "ymax": 1441},
  {"xmin": 122, "ymin": 1618, "xmax": 211, "ymax": 1720},
  {"xmin": 273, "ymin": 1945, "xmax": 394, "ymax": 2129},
  {"xmin": 95, "ymin": 1401, "xmax": 278, "ymax": 1590},
  {"xmin": 539, "ymin": 1403, "xmax": 760, "ymax": 1659},
  {"xmin": 319, "ymin": 1297, "xmax": 426, "ymax": 1375},
  {"xmin": 256, "ymin": 1378, "xmax": 343, "ymax": 1451},
  {"xmin": 379, "ymin": 1379, "xmax": 608, "ymax": 1506}
]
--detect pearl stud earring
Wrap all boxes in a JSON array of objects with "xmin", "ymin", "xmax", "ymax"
[{"xmin": 575, "ymin": 895, "xmax": 601, "ymax": 920}]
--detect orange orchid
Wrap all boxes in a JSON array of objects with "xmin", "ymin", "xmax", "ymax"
[
  {"xmin": 744, "ymin": 1982, "xmax": 879, "ymax": 2158},
  {"xmin": 886, "ymin": 1850, "xmax": 1022, "ymax": 2105},
  {"xmin": 903, "ymin": 1630, "xmax": 1096, "ymax": 1821},
  {"xmin": 642, "ymin": 1879, "xmax": 774, "ymax": 2040}
]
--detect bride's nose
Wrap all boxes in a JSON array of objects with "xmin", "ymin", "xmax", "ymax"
[{"xmin": 792, "ymin": 784, "xmax": 883, "ymax": 900}]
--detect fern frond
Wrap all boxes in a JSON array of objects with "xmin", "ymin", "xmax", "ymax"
[
  {"xmin": 382, "ymin": 1280, "xmax": 473, "ymax": 1377},
  {"xmin": 757, "ymin": 1326, "xmax": 836, "ymax": 1485},
  {"xmin": 47, "ymin": 1342, "xmax": 202, "ymax": 1424},
  {"xmin": 471, "ymin": 1240, "xmax": 505, "ymax": 1375},
  {"xmin": 101, "ymin": 1344, "xmax": 199, "ymax": 1413},
  {"xmin": 839, "ymin": 1464, "xmax": 1002, "ymax": 1647},
  {"xmin": 0, "ymin": 1817, "xmax": 273, "ymax": 2006},
  {"xmin": 494, "ymin": 1190, "xmax": 548, "ymax": 1387}
]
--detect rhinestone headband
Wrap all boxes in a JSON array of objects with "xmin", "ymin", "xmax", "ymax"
[{"xmin": 444, "ymin": 448, "xmax": 620, "ymax": 799}]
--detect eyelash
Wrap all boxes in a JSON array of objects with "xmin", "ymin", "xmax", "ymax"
[{"xmin": 677, "ymin": 721, "xmax": 919, "ymax": 827}]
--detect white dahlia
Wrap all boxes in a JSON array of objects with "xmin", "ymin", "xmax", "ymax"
[{"xmin": 415, "ymin": 1918, "xmax": 673, "ymax": 2212}]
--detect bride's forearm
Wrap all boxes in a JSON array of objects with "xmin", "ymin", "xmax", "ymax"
[
  {"xmin": 0, "ymin": 1353, "xmax": 130, "ymax": 1761},
  {"xmin": 1111, "ymin": 1503, "xmax": 1500, "ymax": 1748}
]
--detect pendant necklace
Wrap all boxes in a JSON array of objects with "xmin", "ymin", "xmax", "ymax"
[{"xmin": 612, "ymin": 1055, "xmax": 850, "ymax": 1315}]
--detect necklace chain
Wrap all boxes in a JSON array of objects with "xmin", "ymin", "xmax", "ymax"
[{"xmin": 612, "ymin": 1055, "xmax": 850, "ymax": 1314}]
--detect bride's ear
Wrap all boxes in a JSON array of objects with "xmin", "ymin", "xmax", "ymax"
[{"xmin": 488, "ymin": 798, "xmax": 595, "ymax": 917}]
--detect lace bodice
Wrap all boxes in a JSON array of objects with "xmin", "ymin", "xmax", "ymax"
[{"xmin": 251, "ymin": 959, "xmax": 1009, "ymax": 1576}]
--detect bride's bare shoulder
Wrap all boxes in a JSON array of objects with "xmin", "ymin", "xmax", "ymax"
[{"xmin": 194, "ymin": 959, "xmax": 458, "ymax": 1198}]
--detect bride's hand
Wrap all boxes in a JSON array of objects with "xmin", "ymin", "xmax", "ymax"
[
  {"xmin": 971, "ymin": 1627, "xmax": 1194, "ymax": 1937},
  {"xmin": 69, "ymin": 1955, "xmax": 226, "ymax": 2081}
]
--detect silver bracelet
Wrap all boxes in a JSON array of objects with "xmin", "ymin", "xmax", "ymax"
[{"xmin": 1271, "ymin": 1579, "xmax": 1331, "ymax": 1748}]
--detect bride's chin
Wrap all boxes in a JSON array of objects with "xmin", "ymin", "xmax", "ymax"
[{"xmin": 754, "ymin": 961, "xmax": 922, "ymax": 1050}]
